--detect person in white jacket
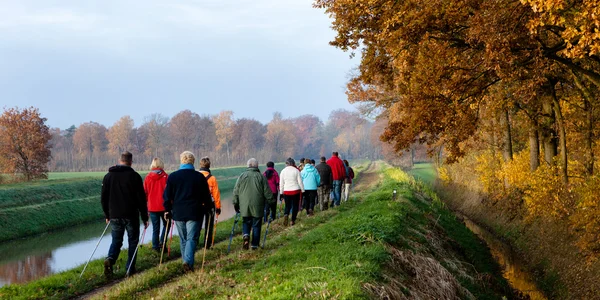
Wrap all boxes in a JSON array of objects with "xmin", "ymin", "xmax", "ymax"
[{"xmin": 279, "ymin": 157, "xmax": 304, "ymax": 226}]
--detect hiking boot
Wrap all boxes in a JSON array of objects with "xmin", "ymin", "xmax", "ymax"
[
  {"xmin": 309, "ymin": 209, "xmax": 314, "ymax": 216},
  {"xmin": 182, "ymin": 262, "xmax": 193, "ymax": 273},
  {"xmin": 251, "ymin": 246, "xmax": 258, "ymax": 251},
  {"xmin": 291, "ymin": 220, "xmax": 295, "ymax": 226},
  {"xmin": 243, "ymin": 235, "xmax": 250, "ymax": 250},
  {"xmin": 103, "ymin": 258, "xmax": 113, "ymax": 277},
  {"xmin": 283, "ymin": 215, "xmax": 289, "ymax": 226}
]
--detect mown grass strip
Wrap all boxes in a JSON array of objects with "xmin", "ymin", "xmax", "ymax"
[{"xmin": 0, "ymin": 197, "xmax": 103, "ymax": 242}]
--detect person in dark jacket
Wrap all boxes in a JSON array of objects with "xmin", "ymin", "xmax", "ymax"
[
  {"xmin": 263, "ymin": 161, "xmax": 279, "ymax": 222},
  {"xmin": 163, "ymin": 151, "xmax": 213, "ymax": 272},
  {"xmin": 342, "ymin": 159, "xmax": 355, "ymax": 202},
  {"xmin": 144, "ymin": 157, "xmax": 169, "ymax": 252},
  {"xmin": 233, "ymin": 158, "xmax": 274, "ymax": 250},
  {"xmin": 101, "ymin": 151, "xmax": 149, "ymax": 277},
  {"xmin": 316, "ymin": 156, "xmax": 333, "ymax": 211}
]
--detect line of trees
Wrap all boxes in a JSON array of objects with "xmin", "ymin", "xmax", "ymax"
[
  {"xmin": 315, "ymin": 0, "xmax": 600, "ymax": 257},
  {"xmin": 48, "ymin": 109, "xmax": 397, "ymax": 172}
]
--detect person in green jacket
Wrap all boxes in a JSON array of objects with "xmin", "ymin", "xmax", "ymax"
[{"xmin": 233, "ymin": 158, "xmax": 274, "ymax": 250}]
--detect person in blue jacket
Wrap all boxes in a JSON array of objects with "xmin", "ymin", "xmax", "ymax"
[{"xmin": 300, "ymin": 159, "xmax": 321, "ymax": 216}]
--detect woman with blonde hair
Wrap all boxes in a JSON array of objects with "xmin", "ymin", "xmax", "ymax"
[{"xmin": 144, "ymin": 157, "xmax": 169, "ymax": 251}]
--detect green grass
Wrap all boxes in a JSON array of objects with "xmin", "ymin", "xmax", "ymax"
[
  {"xmin": 82, "ymin": 163, "xmax": 512, "ymax": 299},
  {"xmin": 1, "ymin": 162, "xmax": 514, "ymax": 299},
  {"xmin": 407, "ymin": 162, "xmax": 437, "ymax": 186}
]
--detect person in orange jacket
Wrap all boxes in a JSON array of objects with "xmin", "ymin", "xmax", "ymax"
[
  {"xmin": 198, "ymin": 157, "xmax": 221, "ymax": 249},
  {"xmin": 144, "ymin": 157, "xmax": 169, "ymax": 252}
]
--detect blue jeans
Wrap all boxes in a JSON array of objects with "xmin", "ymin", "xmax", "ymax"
[
  {"xmin": 150, "ymin": 212, "xmax": 167, "ymax": 250},
  {"xmin": 332, "ymin": 180, "xmax": 343, "ymax": 206},
  {"xmin": 242, "ymin": 217, "xmax": 263, "ymax": 248},
  {"xmin": 107, "ymin": 218, "xmax": 140, "ymax": 273},
  {"xmin": 175, "ymin": 220, "xmax": 201, "ymax": 267}
]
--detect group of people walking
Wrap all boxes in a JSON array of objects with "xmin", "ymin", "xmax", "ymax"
[{"xmin": 99, "ymin": 150, "xmax": 354, "ymax": 276}]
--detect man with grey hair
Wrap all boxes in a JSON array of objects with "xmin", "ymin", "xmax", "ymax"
[
  {"xmin": 163, "ymin": 151, "xmax": 213, "ymax": 272},
  {"xmin": 232, "ymin": 158, "xmax": 274, "ymax": 250}
]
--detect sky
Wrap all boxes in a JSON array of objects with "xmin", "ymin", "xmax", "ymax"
[{"xmin": 0, "ymin": 0, "xmax": 358, "ymax": 129}]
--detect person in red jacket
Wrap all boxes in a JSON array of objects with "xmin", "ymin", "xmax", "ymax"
[
  {"xmin": 326, "ymin": 152, "xmax": 346, "ymax": 207},
  {"xmin": 144, "ymin": 157, "xmax": 169, "ymax": 251}
]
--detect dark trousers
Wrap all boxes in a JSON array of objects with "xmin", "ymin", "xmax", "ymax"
[
  {"xmin": 304, "ymin": 190, "xmax": 317, "ymax": 214},
  {"xmin": 203, "ymin": 211, "xmax": 215, "ymax": 249},
  {"xmin": 107, "ymin": 218, "xmax": 140, "ymax": 272},
  {"xmin": 242, "ymin": 216, "xmax": 263, "ymax": 248},
  {"xmin": 284, "ymin": 193, "xmax": 301, "ymax": 222},
  {"xmin": 149, "ymin": 212, "xmax": 167, "ymax": 250},
  {"xmin": 264, "ymin": 192, "xmax": 278, "ymax": 222}
]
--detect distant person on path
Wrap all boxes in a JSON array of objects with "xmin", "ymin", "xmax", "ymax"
[
  {"xmin": 263, "ymin": 161, "xmax": 280, "ymax": 222},
  {"xmin": 300, "ymin": 158, "xmax": 320, "ymax": 216},
  {"xmin": 342, "ymin": 160, "xmax": 355, "ymax": 202},
  {"xmin": 163, "ymin": 151, "xmax": 213, "ymax": 272},
  {"xmin": 101, "ymin": 151, "xmax": 149, "ymax": 277},
  {"xmin": 144, "ymin": 157, "xmax": 169, "ymax": 252},
  {"xmin": 280, "ymin": 158, "xmax": 304, "ymax": 226},
  {"xmin": 316, "ymin": 156, "xmax": 333, "ymax": 211},
  {"xmin": 232, "ymin": 158, "xmax": 274, "ymax": 250},
  {"xmin": 298, "ymin": 158, "xmax": 306, "ymax": 171},
  {"xmin": 327, "ymin": 152, "xmax": 346, "ymax": 207},
  {"xmin": 198, "ymin": 157, "xmax": 221, "ymax": 250}
]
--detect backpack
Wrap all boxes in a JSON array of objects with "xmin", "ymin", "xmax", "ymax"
[{"xmin": 349, "ymin": 168, "xmax": 355, "ymax": 179}]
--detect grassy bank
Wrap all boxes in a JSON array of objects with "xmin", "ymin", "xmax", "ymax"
[
  {"xmin": 1, "ymin": 162, "xmax": 516, "ymax": 299},
  {"xmin": 90, "ymin": 163, "xmax": 513, "ymax": 299}
]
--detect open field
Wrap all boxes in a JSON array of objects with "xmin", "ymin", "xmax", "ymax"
[
  {"xmin": 0, "ymin": 161, "xmax": 517, "ymax": 299},
  {"xmin": 0, "ymin": 164, "xmax": 284, "ymax": 242}
]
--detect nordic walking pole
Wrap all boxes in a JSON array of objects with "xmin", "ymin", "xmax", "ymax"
[
  {"xmin": 79, "ymin": 221, "xmax": 111, "ymax": 279},
  {"xmin": 160, "ymin": 217, "xmax": 171, "ymax": 266},
  {"xmin": 227, "ymin": 213, "xmax": 240, "ymax": 254},
  {"xmin": 126, "ymin": 227, "xmax": 147, "ymax": 276},
  {"xmin": 200, "ymin": 212, "xmax": 213, "ymax": 273},
  {"xmin": 262, "ymin": 217, "xmax": 272, "ymax": 248},
  {"xmin": 168, "ymin": 219, "xmax": 174, "ymax": 257},
  {"xmin": 211, "ymin": 214, "xmax": 219, "ymax": 247}
]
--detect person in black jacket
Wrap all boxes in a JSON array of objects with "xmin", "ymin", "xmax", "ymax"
[
  {"xmin": 101, "ymin": 151, "xmax": 149, "ymax": 277},
  {"xmin": 315, "ymin": 156, "xmax": 333, "ymax": 211},
  {"xmin": 163, "ymin": 151, "xmax": 213, "ymax": 272}
]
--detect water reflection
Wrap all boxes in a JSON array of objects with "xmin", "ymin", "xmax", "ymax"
[
  {"xmin": 0, "ymin": 196, "xmax": 236, "ymax": 287},
  {"xmin": 461, "ymin": 216, "xmax": 547, "ymax": 300}
]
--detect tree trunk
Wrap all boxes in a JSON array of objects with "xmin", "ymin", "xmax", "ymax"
[
  {"xmin": 501, "ymin": 109, "xmax": 513, "ymax": 161},
  {"xmin": 541, "ymin": 96, "xmax": 558, "ymax": 165},
  {"xmin": 573, "ymin": 73, "xmax": 595, "ymax": 176},
  {"xmin": 551, "ymin": 85, "xmax": 568, "ymax": 184},
  {"xmin": 529, "ymin": 127, "xmax": 540, "ymax": 172}
]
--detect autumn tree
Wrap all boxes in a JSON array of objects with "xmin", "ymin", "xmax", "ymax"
[
  {"xmin": 231, "ymin": 118, "xmax": 266, "ymax": 162},
  {"xmin": 292, "ymin": 115, "xmax": 324, "ymax": 159},
  {"xmin": 73, "ymin": 122, "xmax": 108, "ymax": 170},
  {"xmin": 213, "ymin": 110, "xmax": 235, "ymax": 164},
  {"xmin": 264, "ymin": 112, "xmax": 297, "ymax": 161},
  {"xmin": 0, "ymin": 107, "xmax": 52, "ymax": 181},
  {"xmin": 141, "ymin": 113, "xmax": 169, "ymax": 158},
  {"xmin": 106, "ymin": 116, "xmax": 134, "ymax": 155}
]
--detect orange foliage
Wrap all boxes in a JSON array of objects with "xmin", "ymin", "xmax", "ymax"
[{"xmin": 0, "ymin": 107, "xmax": 52, "ymax": 181}]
